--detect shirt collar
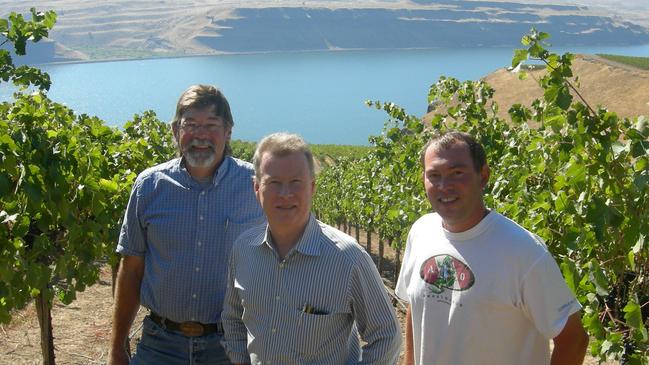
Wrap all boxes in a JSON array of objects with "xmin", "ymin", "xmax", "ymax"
[
  {"xmin": 258, "ymin": 214, "xmax": 321, "ymax": 257},
  {"xmin": 176, "ymin": 155, "xmax": 232, "ymax": 187}
]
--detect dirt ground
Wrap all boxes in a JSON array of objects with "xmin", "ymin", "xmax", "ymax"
[
  {"xmin": 0, "ymin": 264, "xmax": 146, "ymax": 365},
  {"xmin": 0, "ymin": 226, "xmax": 614, "ymax": 364}
]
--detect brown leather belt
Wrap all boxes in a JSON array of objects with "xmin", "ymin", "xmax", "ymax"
[{"xmin": 149, "ymin": 312, "xmax": 223, "ymax": 337}]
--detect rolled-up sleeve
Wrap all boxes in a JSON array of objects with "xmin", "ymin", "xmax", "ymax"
[
  {"xmin": 221, "ymin": 244, "xmax": 251, "ymax": 364},
  {"xmin": 351, "ymin": 251, "xmax": 402, "ymax": 365}
]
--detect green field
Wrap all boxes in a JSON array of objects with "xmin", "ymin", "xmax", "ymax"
[
  {"xmin": 596, "ymin": 54, "xmax": 649, "ymax": 70},
  {"xmin": 73, "ymin": 46, "xmax": 183, "ymax": 61},
  {"xmin": 231, "ymin": 139, "xmax": 369, "ymax": 165},
  {"xmin": 310, "ymin": 144, "xmax": 370, "ymax": 161}
]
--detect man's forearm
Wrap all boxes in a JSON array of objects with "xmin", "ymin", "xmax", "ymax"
[
  {"xmin": 403, "ymin": 304, "xmax": 415, "ymax": 365},
  {"xmin": 550, "ymin": 340, "xmax": 588, "ymax": 365},
  {"xmin": 109, "ymin": 256, "xmax": 144, "ymax": 360},
  {"xmin": 550, "ymin": 312, "xmax": 588, "ymax": 365}
]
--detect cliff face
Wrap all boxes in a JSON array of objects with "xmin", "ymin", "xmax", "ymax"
[
  {"xmin": 199, "ymin": 7, "xmax": 649, "ymax": 53},
  {"xmin": 2, "ymin": 1, "xmax": 649, "ymax": 62}
]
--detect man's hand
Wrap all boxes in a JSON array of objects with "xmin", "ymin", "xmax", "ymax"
[
  {"xmin": 551, "ymin": 312, "xmax": 588, "ymax": 365},
  {"xmin": 107, "ymin": 346, "xmax": 129, "ymax": 365}
]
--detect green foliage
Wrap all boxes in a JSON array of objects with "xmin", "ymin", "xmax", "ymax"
[
  {"xmin": 229, "ymin": 139, "xmax": 369, "ymax": 166},
  {"xmin": 315, "ymin": 102, "xmax": 429, "ymax": 241},
  {"xmin": 0, "ymin": 7, "xmax": 177, "ymax": 332},
  {"xmin": 310, "ymin": 144, "xmax": 370, "ymax": 164},
  {"xmin": 1, "ymin": 93, "xmax": 117, "ymax": 321},
  {"xmin": 0, "ymin": 101, "xmax": 176, "ymax": 324},
  {"xmin": 314, "ymin": 28, "xmax": 648, "ymax": 363},
  {"xmin": 0, "ymin": 8, "xmax": 56, "ymax": 90},
  {"xmin": 230, "ymin": 139, "xmax": 256, "ymax": 162},
  {"xmin": 597, "ymin": 54, "xmax": 649, "ymax": 71}
]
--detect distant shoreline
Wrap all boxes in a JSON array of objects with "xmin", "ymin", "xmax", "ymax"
[
  {"xmin": 39, "ymin": 46, "xmax": 505, "ymax": 66},
  {"xmin": 35, "ymin": 43, "xmax": 649, "ymax": 67}
]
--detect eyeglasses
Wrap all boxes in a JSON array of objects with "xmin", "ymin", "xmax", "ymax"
[{"xmin": 179, "ymin": 122, "xmax": 224, "ymax": 133}]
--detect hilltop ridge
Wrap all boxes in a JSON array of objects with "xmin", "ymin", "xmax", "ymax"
[
  {"xmin": 484, "ymin": 54, "xmax": 649, "ymax": 120},
  {"xmin": 2, "ymin": 0, "xmax": 649, "ymax": 64}
]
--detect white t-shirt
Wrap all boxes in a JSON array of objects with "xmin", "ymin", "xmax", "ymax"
[{"xmin": 395, "ymin": 211, "xmax": 581, "ymax": 365}]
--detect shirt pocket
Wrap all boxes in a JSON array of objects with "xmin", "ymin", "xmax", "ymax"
[{"xmin": 291, "ymin": 308, "xmax": 350, "ymax": 354}]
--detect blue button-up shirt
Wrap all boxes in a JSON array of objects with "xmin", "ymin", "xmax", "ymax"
[{"xmin": 117, "ymin": 156, "xmax": 264, "ymax": 323}]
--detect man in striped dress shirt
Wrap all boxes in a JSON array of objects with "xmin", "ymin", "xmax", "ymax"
[
  {"xmin": 109, "ymin": 85, "xmax": 264, "ymax": 365},
  {"xmin": 221, "ymin": 132, "xmax": 402, "ymax": 365}
]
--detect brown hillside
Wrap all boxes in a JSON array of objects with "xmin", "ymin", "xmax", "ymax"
[{"xmin": 477, "ymin": 54, "xmax": 649, "ymax": 121}]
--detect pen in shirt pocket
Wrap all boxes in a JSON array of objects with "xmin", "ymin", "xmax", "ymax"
[
  {"xmin": 301, "ymin": 303, "xmax": 327, "ymax": 315},
  {"xmin": 302, "ymin": 303, "xmax": 314, "ymax": 314}
]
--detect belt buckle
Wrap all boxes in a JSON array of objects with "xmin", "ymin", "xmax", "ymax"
[{"xmin": 179, "ymin": 322, "xmax": 204, "ymax": 337}]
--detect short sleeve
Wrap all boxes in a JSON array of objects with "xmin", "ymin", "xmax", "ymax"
[
  {"xmin": 116, "ymin": 178, "xmax": 146, "ymax": 257},
  {"xmin": 395, "ymin": 230, "xmax": 415, "ymax": 302},
  {"xmin": 521, "ymin": 253, "xmax": 582, "ymax": 339}
]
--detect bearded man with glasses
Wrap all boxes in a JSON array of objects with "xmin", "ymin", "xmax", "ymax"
[{"xmin": 109, "ymin": 84, "xmax": 264, "ymax": 365}]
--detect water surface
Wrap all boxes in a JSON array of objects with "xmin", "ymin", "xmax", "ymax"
[{"xmin": 2, "ymin": 45, "xmax": 649, "ymax": 145}]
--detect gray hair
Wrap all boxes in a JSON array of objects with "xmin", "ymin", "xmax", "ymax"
[{"xmin": 253, "ymin": 132, "xmax": 315, "ymax": 181}]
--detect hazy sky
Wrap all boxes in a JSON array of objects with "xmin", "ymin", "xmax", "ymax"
[{"xmin": 456, "ymin": 0, "xmax": 649, "ymax": 9}]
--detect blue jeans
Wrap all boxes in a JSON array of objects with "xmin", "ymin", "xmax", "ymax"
[{"xmin": 131, "ymin": 316, "xmax": 232, "ymax": 365}]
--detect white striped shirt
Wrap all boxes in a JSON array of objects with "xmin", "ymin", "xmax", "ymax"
[{"xmin": 222, "ymin": 214, "xmax": 402, "ymax": 365}]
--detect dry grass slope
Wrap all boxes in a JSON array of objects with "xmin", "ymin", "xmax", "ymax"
[{"xmin": 481, "ymin": 54, "xmax": 649, "ymax": 121}]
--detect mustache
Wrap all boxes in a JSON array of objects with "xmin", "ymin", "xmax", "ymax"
[{"xmin": 188, "ymin": 139, "xmax": 216, "ymax": 149}]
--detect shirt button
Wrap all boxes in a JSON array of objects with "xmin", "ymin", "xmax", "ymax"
[
  {"xmin": 195, "ymin": 267, "xmax": 200, "ymax": 272},
  {"xmin": 197, "ymin": 241, "xmax": 202, "ymax": 246},
  {"xmin": 192, "ymin": 294, "xmax": 197, "ymax": 299},
  {"xmin": 191, "ymin": 317, "xmax": 195, "ymax": 321},
  {"xmin": 271, "ymin": 328, "xmax": 276, "ymax": 333},
  {"xmin": 275, "ymin": 295, "xmax": 280, "ymax": 300},
  {"xmin": 279, "ymin": 263, "xmax": 285, "ymax": 269},
  {"xmin": 201, "ymin": 191, "xmax": 206, "ymax": 196},
  {"xmin": 199, "ymin": 215, "xmax": 204, "ymax": 220}
]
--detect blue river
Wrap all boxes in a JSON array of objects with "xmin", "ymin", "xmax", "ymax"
[{"xmin": 2, "ymin": 45, "xmax": 649, "ymax": 145}]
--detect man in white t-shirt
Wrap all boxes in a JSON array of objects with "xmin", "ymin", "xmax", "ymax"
[{"xmin": 395, "ymin": 131, "xmax": 589, "ymax": 365}]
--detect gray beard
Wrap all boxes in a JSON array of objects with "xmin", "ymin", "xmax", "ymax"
[{"xmin": 184, "ymin": 149, "xmax": 216, "ymax": 168}]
